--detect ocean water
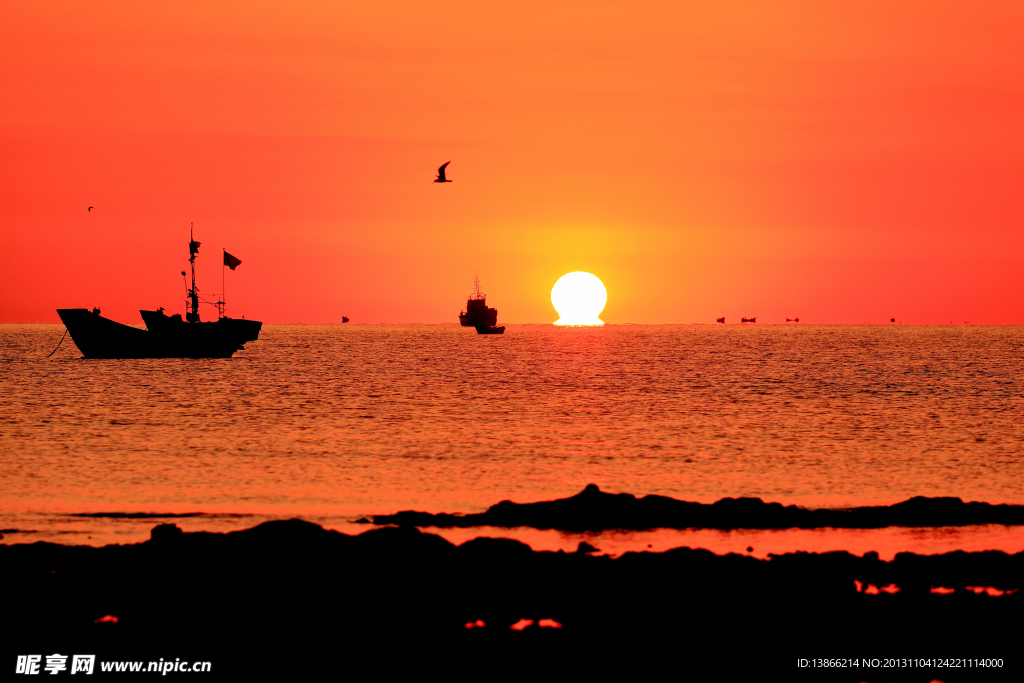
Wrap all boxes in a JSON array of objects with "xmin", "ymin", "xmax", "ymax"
[{"xmin": 2, "ymin": 323, "xmax": 1023, "ymax": 555}]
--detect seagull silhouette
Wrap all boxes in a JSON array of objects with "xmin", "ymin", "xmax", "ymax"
[
  {"xmin": 88, "ymin": 206, "xmax": 93, "ymax": 212},
  {"xmin": 434, "ymin": 161, "xmax": 452, "ymax": 183}
]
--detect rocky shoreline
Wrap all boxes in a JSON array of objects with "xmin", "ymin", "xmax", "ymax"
[
  {"xmin": 371, "ymin": 484, "xmax": 1024, "ymax": 530},
  {"xmin": 2, "ymin": 516, "xmax": 1020, "ymax": 680}
]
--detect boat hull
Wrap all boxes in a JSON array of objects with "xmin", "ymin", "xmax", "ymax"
[
  {"xmin": 475, "ymin": 325, "xmax": 505, "ymax": 335},
  {"xmin": 57, "ymin": 309, "xmax": 262, "ymax": 359}
]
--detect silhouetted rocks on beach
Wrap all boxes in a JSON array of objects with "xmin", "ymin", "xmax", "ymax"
[
  {"xmin": 372, "ymin": 483, "xmax": 1024, "ymax": 530},
  {"xmin": 1, "ymin": 518, "xmax": 1019, "ymax": 680}
]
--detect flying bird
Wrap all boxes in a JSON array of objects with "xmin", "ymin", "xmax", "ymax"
[
  {"xmin": 434, "ymin": 161, "xmax": 452, "ymax": 183},
  {"xmin": 88, "ymin": 207, "xmax": 93, "ymax": 212}
]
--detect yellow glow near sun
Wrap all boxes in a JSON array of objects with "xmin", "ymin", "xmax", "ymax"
[{"xmin": 551, "ymin": 272, "xmax": 607, "ymax": 326}]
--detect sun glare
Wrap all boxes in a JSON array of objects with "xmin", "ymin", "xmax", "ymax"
[{"xmin": 551, "ymin": 272, "xmax": 607, "ymax": 326}]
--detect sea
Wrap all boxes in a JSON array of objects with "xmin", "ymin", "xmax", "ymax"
[{"xmin": 2, "ymin": 323, "xmax": 1023, "ymax": 560}]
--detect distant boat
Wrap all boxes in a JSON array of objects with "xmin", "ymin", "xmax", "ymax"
[
  {"xmin": 342, "ymin": 316, "xmax": 349, "ymax": 323},
  {"xmin": 56, "ymin": 228, "xmax": 261, "ymax": 358},
  {"xmin": 741, "ymin": 317, "xmax": 756, "ymax": 323},
  {"xmin": 716, "ymin": 317, "xmax": 725, "ymax": 324},
  {"xmin": 459, "ymin": 274, "xmax": 504, "ymax": 334},
  {"xmin": 786, "ymin": 317, "xmax": 800, "ymax": 322}
]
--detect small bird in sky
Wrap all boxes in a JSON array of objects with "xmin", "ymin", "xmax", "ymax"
[
  {"xmin": 434, "ymin": 161, "xmax": 452, "ymax": 183},
  {"xmin": 88, "ymin": 206, "xmax": 93, "ymax": 212}
]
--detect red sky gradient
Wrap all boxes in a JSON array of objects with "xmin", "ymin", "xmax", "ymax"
[{"xmin": 2, "ymin": 1, "xmax": 1022, "ymax": 324}]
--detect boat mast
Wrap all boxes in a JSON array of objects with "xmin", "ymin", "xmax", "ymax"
[
  {"xmin": 187, "ymin": 223, "xmax": 200, "ymax": 323},
  {"xmin": 471, "ymin": 271, "xmax": 484, "ymax": 300}
]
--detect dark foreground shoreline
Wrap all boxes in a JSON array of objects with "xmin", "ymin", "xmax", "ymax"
[
  {"xmin": 372, "ymin": 484, "xmax": 1024, "ymax": 530},
  {"xmin": 2, "ymin": 519, "xmax": 1020, "ymax": 681}
]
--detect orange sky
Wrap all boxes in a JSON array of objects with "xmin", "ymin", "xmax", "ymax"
[{"xmin": 2, "ymin": 1, "xmax": 1022, "ymax": 324}]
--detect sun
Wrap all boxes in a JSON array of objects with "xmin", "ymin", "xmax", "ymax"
[{"xmin": 551, "ymin": 272, "xmax": 607, "ymax": 326}]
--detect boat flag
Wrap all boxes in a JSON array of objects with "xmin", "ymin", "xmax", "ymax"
[
  {"xmin": 223, "ymin": 250, "xmax": 242, "ymax": 270},
  {"xmin": 189, "ymin": 239, "xmax": 201, "ymax": 255}
]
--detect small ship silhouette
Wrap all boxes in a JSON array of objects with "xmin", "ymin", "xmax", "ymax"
[
  {"xmin": 786, "ymin": 317, "xmax": 800, "ymax": 322},
  {"xmin": 741, "ymin": 317, "xmax": 756, "ymax": 323},
  {"xmin": 716, "ymin": 317, "xmax": 725, "ymax": 324},
  {"xmin": 459, "ymin": 274, "xmax": 504, "ymax": 334}
]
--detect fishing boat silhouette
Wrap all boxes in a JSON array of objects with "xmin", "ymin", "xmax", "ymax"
[{"xmin": 56, "ymin": 226, "xmax": 261, "ymax": 358}]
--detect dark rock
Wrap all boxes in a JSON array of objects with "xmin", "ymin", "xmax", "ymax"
[
  {"xmin": 1, "ymin": 519, "xmax": 1019, "ymax": 679},
  {"xmin": 149, "ymin": 523, "xmax": 183, "ymax": 542},
  {"xmin": 370, "ymin": 484, "xmax": 1024, "ymax": 531},
  {"xmin": 458, "ymin": 536, "xmax": 534, "ymax": 557}
]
